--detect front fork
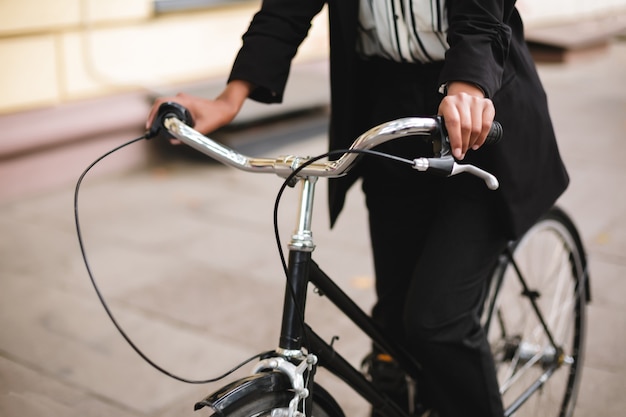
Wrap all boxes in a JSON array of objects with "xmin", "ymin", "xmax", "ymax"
[{"xmin": 252, "ymin": 355, "xmax": 319, "ymax": 417}]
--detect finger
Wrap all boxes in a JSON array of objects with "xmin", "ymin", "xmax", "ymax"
[
  {"xmin": 472, "ymin": 100, "xmax": 495, "ymax": 150},
  {"xmin": 468, "ymin": 102, "xmax": 484, "ymax": 150},
  {"xmin": 455, "ymin": 103, "xmax": 474, "ymax": 159},
  {"xmin": 441, "ymin": 104, "xmax": 464, "ymax": 160}
]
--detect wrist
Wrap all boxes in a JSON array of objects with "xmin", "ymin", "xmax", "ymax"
[
  {"xmin": 440, "ymin": 81, "xmax": 486, "ymax": 98},
  {"xmin": 218, "ymin": 80, "xmax": 253, "ymax": 112}
]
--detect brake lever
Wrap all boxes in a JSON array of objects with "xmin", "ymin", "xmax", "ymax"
[
  {"xmin": 432, "ymin": 115, "xmax": 450, "ymax": 158},
  {"xmin": 451, "ymin": 161, "xmax": 499, "ymax": 190},
  {"xmin": 419, "ymin": 116, "xmax": 499, "ymax": 189},
  {"xmin": 412, "ymin": 156, "xmax": 499, "ymax": 190}
]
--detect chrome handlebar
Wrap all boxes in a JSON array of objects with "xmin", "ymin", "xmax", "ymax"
[{"xmin": 154, "ymin": 103, "xmax": 500, "ymax": 190}]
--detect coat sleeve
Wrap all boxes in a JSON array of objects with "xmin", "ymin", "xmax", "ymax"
[
  {"xmin": 439, "ymin": 0, "xmax": 515, "ymax": 98},
  {"xmin": 228, "ymin": 0, "xmax": 326, "ymax": 103}
]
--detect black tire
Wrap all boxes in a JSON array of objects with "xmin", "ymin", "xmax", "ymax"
[
  {"xmin": 483, "ymin": 207, "xmax": 588, "ymax": 417},
  {"xmin": 207, "ymin": 380, "xmax": 344, "ymax": 417}
]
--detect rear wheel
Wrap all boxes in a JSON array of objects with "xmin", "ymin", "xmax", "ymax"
[{"xmin": 483, "ymin": 207, "xmax": 588, "ymax": 417}]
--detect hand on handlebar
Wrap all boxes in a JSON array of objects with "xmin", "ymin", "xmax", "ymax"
[
  {"xmin": 438, "ymin": 81, "xmax": 495, "ymax": 160},
  {"xmin": 146, "ymin": 80, "xmax": 253, "ymax": 141}
]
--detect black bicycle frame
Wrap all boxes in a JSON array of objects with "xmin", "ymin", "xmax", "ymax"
[
  {"xmin": 278, "ymin": 243, "xmax": 573, "ymax": 417},
  {"xmin": 274, "ymin": 176, "xmax": 571, "ymax": 417},
  {"xmin": 277, "ymin": 243, "xmax": 421, "ymax": 417}
]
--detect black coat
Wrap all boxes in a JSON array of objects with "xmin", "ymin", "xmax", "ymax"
[{"xmin": 229, "ymin": 0, "xmax": 569, "ymax": 238}]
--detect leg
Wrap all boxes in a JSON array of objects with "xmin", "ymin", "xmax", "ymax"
[
  {"xmin": 364, "ymin": 174, "xmax": 440, "ymax": 347},
  {"xmin": 402, "ymin": 176, "xmax": 507, "ymax": 417},
  {"xmin": 355, "ymin": 57, "xmax": 506, "ymax": 416},
  {"xmin": 363, "ymin": 174, "xmax": 441, "ymax": 417}
]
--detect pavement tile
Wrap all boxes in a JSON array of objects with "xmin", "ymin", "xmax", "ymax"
[{"xmin": 0, "ymin": 357, "xmax": 141, "ymax": 417}]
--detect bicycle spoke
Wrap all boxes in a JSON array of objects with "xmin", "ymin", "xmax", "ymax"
[{"xmin": 484, "ymin": 208, "xmax": 587, "ymax": 417}]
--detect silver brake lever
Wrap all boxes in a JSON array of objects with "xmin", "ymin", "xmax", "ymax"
[
  {"xmin": 412, "ymin": 156, "xmax": 499, "ymax": 190},
  {"xmin": 451, "ymin": 163, "xmax": 499, "ymax": 190}
]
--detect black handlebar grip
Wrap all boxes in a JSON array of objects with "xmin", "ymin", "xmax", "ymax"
[
  {"xmin": 146, "ymin": 102, "xmax": 195, "ymax": 140},
  {"xmin": 485, "ymin": 121, "xmax": 503, "ymax": 145}
]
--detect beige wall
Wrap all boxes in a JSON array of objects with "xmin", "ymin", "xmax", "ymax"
[
  {"xmin": 518, "ymin": 0, "xmax": 626, "ymax": 27},
  {"xmin": 1, "ymin": 0, "xmax": 624, "ymax": 115},
  {"xmin": 0, "ymin": 0, "xmax": 329, "ymax": 115}
]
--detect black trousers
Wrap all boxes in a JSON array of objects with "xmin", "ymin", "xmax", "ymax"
[{"xmin": 355, "ymin": 58, "xmax": 508, "ymax": 417}]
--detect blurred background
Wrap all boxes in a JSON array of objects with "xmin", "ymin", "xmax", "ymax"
[
  {"xmin": 1, "ymin": 0, "xmax": 626, "ymax": 203},
  {"xmin": 1, "ymin": 1, "xmax": 626, "ymax": 417}
]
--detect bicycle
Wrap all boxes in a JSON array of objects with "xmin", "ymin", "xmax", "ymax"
[{"xmin": 77, "ymin": 102, "xmax": 589, "ymax": 417}]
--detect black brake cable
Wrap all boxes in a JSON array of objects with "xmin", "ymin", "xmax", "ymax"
[
  {"xmin": 74, "ymin": 134, "xmax": 273, "ymax": 384},
  {"xmin": 271, "ymin": 148, "xmax": 414, "ymax": 353},
  {"xmin": 75, "ymin": 134, "xmax": 413, "ymax": 383}
]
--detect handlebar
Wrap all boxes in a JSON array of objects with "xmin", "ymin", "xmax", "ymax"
[{"xmin": 148, "ymin": 102, "xmax": 501, "ymax": 190}]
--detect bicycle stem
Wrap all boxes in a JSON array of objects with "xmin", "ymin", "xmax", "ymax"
[{"xmin": 289, "ymin": 176, "xmax": 319, "ymax": 252}]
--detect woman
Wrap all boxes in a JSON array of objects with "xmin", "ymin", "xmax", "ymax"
[{"xmin": 147, "ymin": 1, "xmax": 569, "ymax": 416}]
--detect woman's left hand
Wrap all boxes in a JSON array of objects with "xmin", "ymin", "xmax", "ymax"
[{"xmin": 438, "ymin": 81, "xmax": 495, "ymax": 160}]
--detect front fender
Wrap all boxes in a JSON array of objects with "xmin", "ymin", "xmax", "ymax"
[{"xmin": 194, "ymin": 371, "xmax": 292, "ymax": 415}]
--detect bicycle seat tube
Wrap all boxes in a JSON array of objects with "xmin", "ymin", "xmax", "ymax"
[{"xmin": 278, "ymin": 175, "xmax": 319, "ymax": 357}]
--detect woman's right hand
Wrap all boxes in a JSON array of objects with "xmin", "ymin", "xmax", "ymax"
[{"xmin": 146, "ymin": 80, "xmax": 253, "ymax": 139}]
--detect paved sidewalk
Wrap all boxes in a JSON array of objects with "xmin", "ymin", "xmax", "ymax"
[{"xmin": 1, "ymin": 41, "xmax": 625, "ymax": 417}]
